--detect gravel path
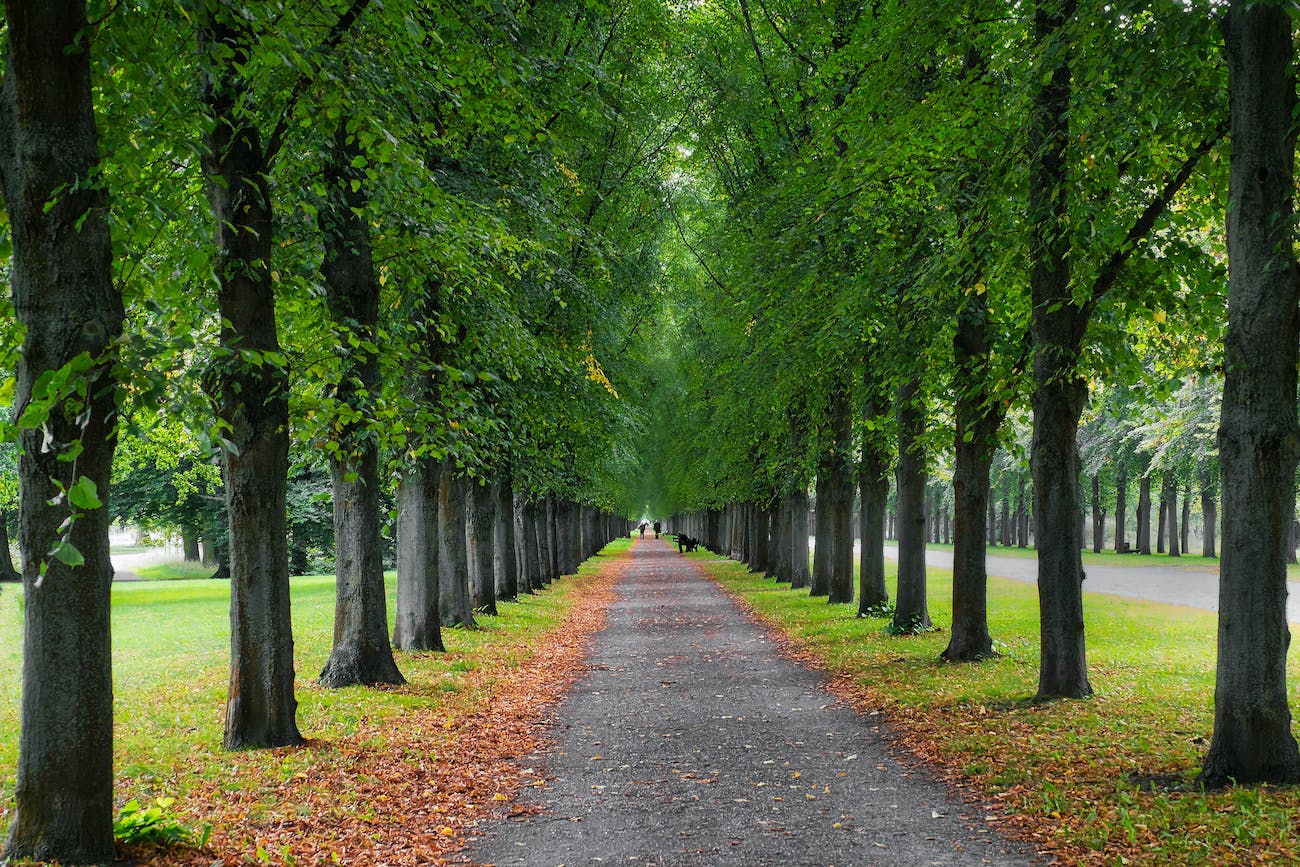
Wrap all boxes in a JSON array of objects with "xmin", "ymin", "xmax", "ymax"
[{"xmin": 467, "ymin": 538, "xmax": 1036, "ymax": 866}]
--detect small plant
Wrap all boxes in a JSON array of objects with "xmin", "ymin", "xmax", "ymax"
[
  {"xmin": 883, "ymin": 612, "xmax": 933, "ymax": 636},
  {"xmin": 857, "ymin": 600, "xmax": 895, "ymax": 619},
  {"xmin": 114, "ymin": 797, "xmax": 210, "ymax": 847}
]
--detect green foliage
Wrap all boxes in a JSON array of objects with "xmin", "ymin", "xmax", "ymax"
[{"xmin": 114, "ymin": 797, "xmax": 210, "ymax": 847}]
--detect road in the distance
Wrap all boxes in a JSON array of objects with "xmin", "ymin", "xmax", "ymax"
[{"xmin": 882, "ymin": 544, "xmax": 1300, "ymax": 623}]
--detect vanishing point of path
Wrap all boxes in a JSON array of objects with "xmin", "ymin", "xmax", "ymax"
[{"xmin": 467, "ymin": 538, "xmax": 1036, "ymax": 866}]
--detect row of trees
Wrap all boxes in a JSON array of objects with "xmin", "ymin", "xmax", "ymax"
[
  {"xmin": 646, "ymin": 0, "xmax": 1298, "ymax": 793},
  {"xmin": 0, "ymin": 0, "xmax": 678, "ymax": 862}
]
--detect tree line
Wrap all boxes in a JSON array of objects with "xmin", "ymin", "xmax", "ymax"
[
  {"xmin": 0, "ymin": 0, "xmax": 677, "ymax": 862},
  {"xmin": 644, "ymin": 0, "xmax": 1299, "ymax": 797}
]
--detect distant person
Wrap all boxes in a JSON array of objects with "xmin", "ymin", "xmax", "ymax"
[
  {"xmin": 653, "ymin": 520, "xmax": 661, "ymax": 539},
  {"xmin": 639, "ymin": 522, "xmax": 648, "ymax": 538}
]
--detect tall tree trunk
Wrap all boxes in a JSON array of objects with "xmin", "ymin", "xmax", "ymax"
[
  {"xmin": 811, "ymin": 476, "xmax": 831, "ymax": 596},
  {"xmin": 1137, "ymin": 474, "xmax": 1152, "ymax": 555},
  {"xmin": 0, "ymin": 1, "xmax": 121, "ymax": 857},
  {"xmin": 1029, "ymin": 0, "xmax": 1091, "ymax": 700},
  {"xmin": 859, "ymin": 403, "xmax": 890, "ymax": 612},
  {"xmin": 1201, "ymin": 470, "xmax": 1217, "ymax": 559},
  {"xmin": 196, "ymin": 10, "xmax": 302, "ymax": 749},
  {"xmin": 181, "ymin": 526, "xmax": 201, "ymax": 563},
  {"xmin": 894, "ymin": 377, "xmax": 931, "ymax": 632},
  {"xmin": 1114, "ymin": 461, "xmax": 1128, "ymax": 552},
  {"xmin": 1016, "ymin": 474, "xmax": 1029, "ymax": 548},
  {"xmin": 945, "ymin": 255, "xmax": 1001, "ymax": 659},
  {"xmin": 1181, "ymin": 482, "xmax": 1191, "ymax": 555},
  {"xmin": 437, "ymin": 466, "xmax": 475, "ymax": 628},
  {"xmin": 788, "ymin": 488, "xmax": 811, "ymax": 589},
  {"xmin": 827, "ymin": 377, "xmax": 855, "ymax": 604},
  {"xmin": 318, "ymin": 118, "xmax": 402, "ymax": 689},
  {"xmin": 468, "ymin": 479, "xmax": 496, "ymax": 615},
  {"xmin": 1091, "ymin": 475, "xmax": 1104, "ymax": 554},
  {"xmin": 987, "ymin": 497, "xmax": 996, "ymax": 546},
  {"xmin": 513, "ymin": 491, "xmax": 531, "ymax": 593},
  {"xmin": 1157, "ymin": 482, "xmax": 1168, "ymax": 553},
  {"xmin": 494, "ymin": 477, "xmax": 518, "ymax": 602},
  {"xmin": 1165, "ymin": 473, "xmax": 1181, "ymax": 557},
  {"xmin": 394, "ymin": 462, "xmax": 443, "ymax": 652},
  {"xmin": 1204, "ymin": 2, "xmax": 1300, "ymax": 786}
]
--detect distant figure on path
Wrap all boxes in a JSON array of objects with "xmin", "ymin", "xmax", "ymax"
[
  {"xmin": 639, "ymin": 522, "xmax": 647, "ymax": 538},
  {"xmin": 653, "ymin": 520, "xmax": 661, "ymax": 539}
]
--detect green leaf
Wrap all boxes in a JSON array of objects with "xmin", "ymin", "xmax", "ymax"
[
  {"xmin": 68, "ymin": 476, "xmax": 103, "ymax": 510},
  {"xmin": 51, "ymin": 541, "xmax": 85, "ymax": 568}
]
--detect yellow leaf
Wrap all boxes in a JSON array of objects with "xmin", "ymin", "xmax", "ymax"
[
  {"xmin": 493, "ymin": 793, "xmax": 510, "ymax": 801},
  {"xmin": 1154, "ymin": 309, "xmax": 1167, "ymax": 324}
]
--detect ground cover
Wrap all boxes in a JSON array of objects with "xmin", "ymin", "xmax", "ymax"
[
  {"xmin": 702, "ymin": 552, "xmax": 1300, "ymax": 866},
  {"xmin": 132, "ymin": 561, "xmax": 219, "ymax": 581},
  {"xmin": 915, "ymin": 541, "xmax": 1230, "ymax": 571},
  {"xmin": 0, "ymin": 539, "xmax": 628, "ymax": 865}
]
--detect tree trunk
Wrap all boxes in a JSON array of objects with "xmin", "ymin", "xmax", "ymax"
[
  {"xmin": 811, "ymin": 476, "xmax": 831, "ymax": 596},
  {"xmin": 1181, "ymin": 483, "xmax": 1191, "ymax": 555},
  {"xmin": 826, "ymin": 377, "xmax": 854, "ymax": 603},
  {"xmin": 1091, "ymin": 475, "xmax": 1104, "ymax": 554},
  {"xmin": 317, "ymin": 117, "xmax": 402, "ymax": 689},
  {"xmin": 1137, "ymin": 474, "xmax": 1152, "ymax": 555},
  {"xmin": 893, "ymin": 377, "xmax": 931, "ymax": 632},
  {"xmin": 545, "ymin": 496, "xmax": 559, "ymax": 583},
  {"xmin": 944, "ymin": 258, "xmax": 1001, "ymax": 659},
  {"xmin": 468, "ymin": 479, "xmax": 497, "ymax": 615},
  {"xmin": 1016, "ymin": 474, "xmax": 1029, "ymax": 548},
  {"xmin": 1029, "ymin": 0, "xmax": 1091, "ymax": 700},
  {"xmin": 194, "ymin": 10, "xmax": 304, "ymax": 750},
  {"xmin": 0, "ymin": 2, "xmax": 122, "ymax": 856},
  {"xmin": 181, "ymin": 526, "xmax": 201, "ymax": 563},
  {"xmin": 1157, "ymin": 482, "xmax": 1167, "ymax": 554},
  {"xmin": 788, "ymin": 488, "xmax": 811, "ymax": 589},
  {"xmin": 513, "ymin": 491, "xmax": 531, "ymax": 594},
  {"xmin": 1201, "ymin": 470, "xmax": 1217, "ymax": 559},
  {"xmin": 437, "ymin": 466, "xmax": 475, "ymax": 628},
  {"xmin": 1165, "ymin": 473, "xmax": 1181, "ymax": 557},
  {"xmin": 494, "ymin": 477, "xmax": 518, "ymax": 602},
  {"xmin": 1203, "ymin": 2, "xmax": 1300, "ymax": 786},
  {"xmin": 987, "ymin": 497, "xmax": 996, "ymax": 546},
  {"xmin": 1114, "ymin": 462, "xmax": 1128, "ymax": 552},
  {"xmin": 394, "ymin": 462, "xmax": 443, "ymax": 652},
  {"xmin": 859, "ymin": 386, "xmax": 890, "ymax": 612}
]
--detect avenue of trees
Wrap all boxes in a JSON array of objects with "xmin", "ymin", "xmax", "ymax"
[
  {"xmin": 643, "ymin": 0, "xmax": 1299, "ymax": 796},
  {"xmin": 3, "ymin": 0, "xmax": 1300, "ymax": 863},
  {"xmin": 0, "ymin": 0, "xmax": 674, "ymax": 860}
]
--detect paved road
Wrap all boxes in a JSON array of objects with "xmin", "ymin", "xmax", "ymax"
[
  {"xmin": 882, "ymin": 544, "xmax": 1300, "ymax": 623},
  {"xmin": 467, "ymin": 538, "xmax": 1035, "ymax": 866}
]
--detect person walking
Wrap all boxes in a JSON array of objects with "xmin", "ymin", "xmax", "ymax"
[
  {"xmin": 653, "ymin": 520, "xmax": 661, "ymax": 539},
  {"xmin": 639, "ymin": 522, "xmax": 648, "ymax": 538}
]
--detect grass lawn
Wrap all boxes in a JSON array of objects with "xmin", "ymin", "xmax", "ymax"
[
  {"xmin": 132, "ymin": 561, "xmax": 220, "ymax": 581},
  {"xmin": 701, "ymin": 551, "xmax": 1300, "ymax": 866},
  {"xmin": 915, "ymin": 540, "xmax": 1300, "ymax": 578},
  {"xmin": 0, "ymin": 538, "xmax": 630, "ymax": 863}
]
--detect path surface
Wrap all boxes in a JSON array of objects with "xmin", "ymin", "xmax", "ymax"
[
  {"xmin": 467, "ymin": 539, "xmax": 1035, "ymax": 866},
  {"xmin": 881, "ymin": 544, "xmax": 1300, "ymax": 623}
]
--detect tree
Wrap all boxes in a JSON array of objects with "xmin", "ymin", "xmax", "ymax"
[
  {"xmin": 1201, "ymin": 0, "xmax": 1300, "ymax": 787},
  {"xmin": 0, "ymin": 1, "xmax": 122, "ymax": 860}
]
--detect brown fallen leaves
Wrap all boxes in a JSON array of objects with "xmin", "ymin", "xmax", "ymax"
[{"xmin": 131, "ymin": 560, "xmax": 623, "ymax": 867}]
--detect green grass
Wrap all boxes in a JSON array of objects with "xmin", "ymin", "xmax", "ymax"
[
  {"xmin": 913, "ymin": 540, "xmax": 1300, "ymax": 577},
  {"xmin": 701, "ymin": 550, "xmax": 1300, "ymax": 865},
  {"xmin": 132, "ymin": 561, "xmax": 221, "ymax": 581},
  {"xmin": 0, "ymin": 540, "xmax": 629, "ymax": 842}
]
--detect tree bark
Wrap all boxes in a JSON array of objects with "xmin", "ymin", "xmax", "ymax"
[
  {"xmin": 1029, "ymin": 0, "xmax": 1091, "ymax": 700},
  {"xmin": 1201, "ymin": 470, "xmax": 1217, "ymax": 559},
  {"xmin": 1091, "ymin": 475, "xmax": 1104, "ymax": 554},
  {"xmin": 1165, "ymin": 473, "xmax": 1181, "ymax": 557},
  {"xmin": 437, "ymin": 466, "xmax": 475, "ymax": 628},
  {"xmin": 1157, "ymin": 482, "xmax": 1167, "ymax": 554},
  {"xmin": 788, "ymin": 488, "xmax": 811, "ymax": 589},
  {"xmin": 468, "ymin": 479, "xmax": 497, "ymax": 615},
  {"xmin": 1114, "ymin": 461, "xmax": 1128, "ymax": 552},
  {"xmin": 1137, "ymin": 474, "xmax": 1152, "ymax": 555},
  {"xmin": 194, "ymin": 9, "xmax": 304, "ymax": 750},
  {"xmin": 494, "ymin": 477, "xmax": 518, "ymax": 602},
  {"xmin": 859, "ymin": 401, "xmax": 890, "ymax": 612},
  {"xmin": 394, "ymin": 463, "xmax": 443, "ymax": 652},
  {"xmin": 894, "ymin": 377, "xmax": 931, "ymax": 632},
  {"xmin": 1203, "ymin": 2, "xmax": 1300, "ymax": 786},
  {"xmin": 826, "ymin": 378, "xmax": 854, "ymax": 603},
  {"xmin": 317, "ymin": 118, "xmax": 402, "ymax": 689},
  {"xmin": 0, "ymin": 513, "xmax": 21, "ymax": 582},
  {"xmin": 1181, "ymin": 482, "xmax": 1191, "ymax": 555},
  {"xmin": 181, "ymin": 526, "xmax": 201, "ymax": 563},
  {"xmin": 0, "ymin": 1, "xmax": 121, "ymax": 857}
]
